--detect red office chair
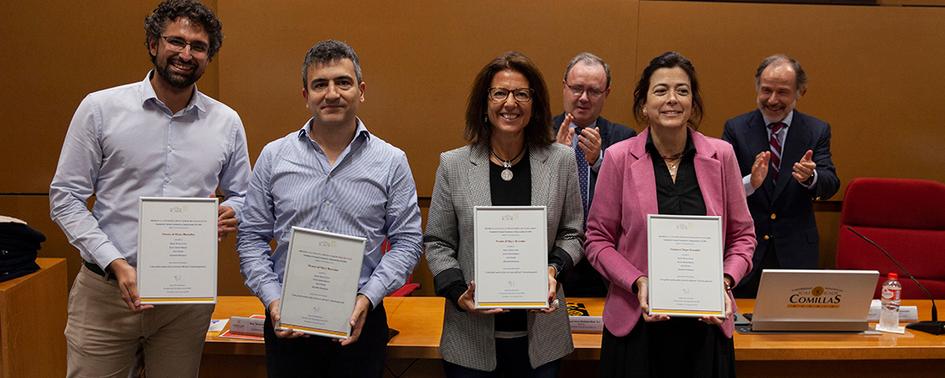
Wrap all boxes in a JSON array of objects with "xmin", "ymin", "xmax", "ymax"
[
  {"xmin": 381, "ymin": 239, "xmax": 421, "ymax": 297},
  {"xmin": 835, "ymin": 178, "xmax": 945, "ymax": 298}
]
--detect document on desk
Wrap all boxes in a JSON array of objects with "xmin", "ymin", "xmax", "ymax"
[
  {"xmin": 277, "ymin": 227, "xmax": 365, "ymax": 339},
  {"xmin": 647, "ymin": 214, "xmax": 725, "ymax": 317},
  {"xmin": 137, "ymin": 197, "xmax": 218, "ymax": 304},
  {"xmin": 474, "ymin": 206, "xmax": 548, "ymax": 309}
]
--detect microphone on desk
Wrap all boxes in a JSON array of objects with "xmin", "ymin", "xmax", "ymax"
[{"xmin": 846, "ymin": 226, "xmax": 944, "ymax": 335}]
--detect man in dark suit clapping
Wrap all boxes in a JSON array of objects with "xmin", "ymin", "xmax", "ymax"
[
  {"xmin": 554, "ymin": 52, "xmax": 636, "ymax": 297},
  {"xmin": 722, "ymin": 54, "xmax": 840, "ymax": 298}
]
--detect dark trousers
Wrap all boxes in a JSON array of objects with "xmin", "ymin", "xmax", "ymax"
[
  {"xmin": 600, "ymin": 317, "xmax": 735, "ymax": 378},
  {"xmin": 442, "ymin": 337, "xmax": 561, "ymax": 378},
  {"xmin": 264, "ymin": 303, "xmax": 388, "ymax": 378},
  {"xmin": 734, "ymin": 242, "xmax": 780, "ymax": 299}
]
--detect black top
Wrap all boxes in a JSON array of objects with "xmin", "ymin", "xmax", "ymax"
[
  {"xmin": 645, "ymin": 130, "xmax": 706, "ymax": 216},
  {"xmin": 489, "ymin": 154, "xmax": 532, "ymax": 207},
  {"xmin": 489, "ymin": 154, "xmax": 532, "ymax": 333}
]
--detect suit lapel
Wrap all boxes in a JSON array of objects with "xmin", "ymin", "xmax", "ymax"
[
  {"xmin": 597, "ymin": 116, "xmax": 612, "ymax": 147},
  {"xmin": 530, "ymin": 145, "xmax": 550, "ymax": 207},
  {"xmin": 772, "ymin": 113, "xmax": 808, "ymax": 201},
  {"xmin": 467, "ymin": 145, "xmax": 493, "ymax": 207},
  {"xmin": 747, "ymin": 111, "xmax": 776, "ymax": 198},
  {"xmin": 630, "ymin": 131, "xmax": 658, "ymax": 217},
  {"xmin": 691, "ymin": 132, "xmax": 723, "ymax": 216}
]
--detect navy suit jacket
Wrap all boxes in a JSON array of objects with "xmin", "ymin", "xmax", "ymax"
[
  {"xmin": 552, "ymin": 113, "xmax": 637, "ymax": 206},
  {"xmin": 553, "ymin": 113, "xmax": 636, "ymax": 297},
  {"xmin": 722, "ymin": 110, "xmax": 839, "ymax": 272}
]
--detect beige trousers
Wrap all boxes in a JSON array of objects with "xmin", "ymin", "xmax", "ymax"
[{"xmin": 65, "ymin": 265, "xmax": 213, "ymax": 378}]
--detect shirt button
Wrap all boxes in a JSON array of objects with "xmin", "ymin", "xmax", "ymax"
[
  {"xmin": 770, "ymin": 213, "xmax": 777, "ymax": 220},
  {"xmin": 763, "ymin": 234, "xmax": 770, "ymax": 240}
]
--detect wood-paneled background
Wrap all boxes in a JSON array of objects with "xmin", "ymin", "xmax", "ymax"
[{"xmin": 2, "ymin": 0, "xmax": 943, "ymax": 297}]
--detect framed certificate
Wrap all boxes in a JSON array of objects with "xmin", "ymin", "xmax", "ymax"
[
  {"xmin": 474, "ymin": 206, "xmax": 548, "ymax": 309},
  {"xmin": 646, "ymin": 214, "xmax": 725, "ymax": 317},
  {"xmin": 277, "ymin": 227, "xmax": 365, "ymax": 339},
  {"xmin": 137, "ymin": 197, "xmax": 218, "ymax": 304}
]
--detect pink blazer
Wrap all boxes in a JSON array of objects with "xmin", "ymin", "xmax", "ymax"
[{"xmin": 585, "ymin": 128, "xmax": 756, "ymax": 338}]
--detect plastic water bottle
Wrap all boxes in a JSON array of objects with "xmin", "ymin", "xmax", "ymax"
[{"xmin": 879, "ymin": 272, "xmax": 902, "ymax": 330}]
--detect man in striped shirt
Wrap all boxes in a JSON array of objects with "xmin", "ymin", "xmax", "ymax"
[{"xmin": 236, "ymin": 40, "xmax": 423, "ymax": 377}]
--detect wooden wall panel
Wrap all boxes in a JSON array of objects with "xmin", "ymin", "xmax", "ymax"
[
  {"xmin": 3, "ymin": 0, "xmax": 945, "ymax": 305},
  {"xmin": 217, "ymin": 0, "xmax": 641, "ymax": 195},
  {"xmin": 0, "ymin": 1, "xmax": 219, "ymax": 194},
  {"xmin": 636, "ymin": 1, "xmax": 945, "ymax": 197}
]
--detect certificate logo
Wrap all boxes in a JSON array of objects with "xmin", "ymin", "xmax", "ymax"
[
  {"xmin": 786, "ymin": 286, "xmax": 843, "ymax": 308},
  {"xmin": 318, "ymin": 240, "xmax": 337, "ymax": 250},
  {"xmin": 501, "ymin": 214, "xmax": 518, "ymax": 222},
  {"xmin": 169, "ymin": 205, "xmax": 186, "ymax": 213},
  {"xmin": 674, "ymin": 223, "xmax": 690, "ymax": 231}
]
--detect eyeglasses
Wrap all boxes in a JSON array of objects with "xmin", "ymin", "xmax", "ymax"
[
  {"xmin": 564, "ymin": 82, "xmax": 605, "ymax": 99},
  {"xmin": 161, "ymin": 35, "xmax": 209, "ymax": 54},
  {"xmin": 488, "ymin": 87, "xmax": 534, "ymax": 103}
]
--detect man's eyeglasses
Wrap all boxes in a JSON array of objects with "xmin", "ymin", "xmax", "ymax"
[
  {"xmin": 565, "ymin": 82, "xmax": 605, "ymax": 99},
  {"xmin": 161, "ymin": 35, "xmax": 209, "ymax": 54},
  {"xmin": 488, "ymin": 87, "xmax": 534, "ymax": 103}
]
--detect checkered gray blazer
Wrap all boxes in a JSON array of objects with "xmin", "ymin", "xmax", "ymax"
[{"xmin": 424, "ymin": 143, "xmax": 584, "ymax": 371}]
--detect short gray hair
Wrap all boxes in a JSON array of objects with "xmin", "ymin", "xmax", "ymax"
[
  {"xmin": 563, "ymin": 52, "xmax": 611, "ymax": 89},
  {"xmin": 755, "ymin": 54, "xmax": 807, "ymax": 91},
  {"xmin": 301, "ymin": 39, "xmax": 362, "ymax": 87}
]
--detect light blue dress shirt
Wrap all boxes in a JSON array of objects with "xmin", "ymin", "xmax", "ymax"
[
  {"xmin": 236, "ymin": 119, "xmax": 423, "ymax": 308},
  {"xmin": 49, "ymin": 72, "xmax": 251, "ymax": 270}
]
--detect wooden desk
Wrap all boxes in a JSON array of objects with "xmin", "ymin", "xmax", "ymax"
[
  {"xmin": 204, "ymin": 296, "xmax": 945, "ymax": 377},
  {"xmin": 0, "ymin": 258, "xmax": 67, "ymax": 378}
]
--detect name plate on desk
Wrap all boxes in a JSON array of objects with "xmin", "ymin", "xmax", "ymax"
[
  {"xmin": 277, "ymin": 227, "xmax": 365, "ymax": 339},
  {"xmin": 137, "ymin": 197, "xmax": 217, "ymax": 304},
  {"xmin": 474, "ymin": 206, "xmax": 548, "ymax": 309},
  {"xmin": 647, "ymin": 214, "xmax": 725, "ymax": 318}
]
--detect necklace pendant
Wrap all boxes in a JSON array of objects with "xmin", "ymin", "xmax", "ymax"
[{"xmin": 501, "ymin": 168, "xmax": 514, "ymax": 181}]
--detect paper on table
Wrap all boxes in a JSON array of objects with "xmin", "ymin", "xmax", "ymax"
[
  {"xmin": 208, "ymin": 319, "xmax": 228, "ymax": 332},
  {"xmin": 868, "ymin": 299, "xmax": 918, "ymax": 322}
]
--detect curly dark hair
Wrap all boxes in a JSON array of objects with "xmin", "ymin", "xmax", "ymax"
[
  {"xmin": 631, "ymin": 51, "xmax": 704, "ymax": 130},
  {"xmin": 144, "ymin": 0, "xmax": 223, "ymax": 62},
  {"xmin": 465, "ymin": 51, "xmax": 553, "ymax": 148}
]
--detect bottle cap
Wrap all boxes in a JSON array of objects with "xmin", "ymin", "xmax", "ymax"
[{"xmin": 888, "ymin": 272, "xmax": 898, "ymax": 280}]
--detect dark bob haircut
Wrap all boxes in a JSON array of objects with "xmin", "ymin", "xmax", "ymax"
[
  {"xmin": 631, "ymin": 51, "xmax": 704, "ymax": 130},
  {"xmin": 464, "ymin": 51, "xmax": 553, "ymax": 148},
  {"xmin": 145, "ymin": 0, "xmax": 224, "ymax": 62}
]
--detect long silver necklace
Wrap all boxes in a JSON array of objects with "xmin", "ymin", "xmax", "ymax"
[{"xmin": 492, "ymin": 148, "xmax": 525, "ymax": 182}]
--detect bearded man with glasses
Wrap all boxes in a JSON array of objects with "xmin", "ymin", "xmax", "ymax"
[{"xmin": 50, "ymin": 1, "xmax": 250, "ymax": 376}]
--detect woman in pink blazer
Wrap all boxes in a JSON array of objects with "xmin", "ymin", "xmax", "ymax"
[{"xmin": 585, "ymin": 52, "xmax": 756, "ymax": 377}]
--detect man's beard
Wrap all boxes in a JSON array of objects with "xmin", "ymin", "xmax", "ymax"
[{"xmin": 155, "ymin": 57, "xmax": 201, "ymax": 89}]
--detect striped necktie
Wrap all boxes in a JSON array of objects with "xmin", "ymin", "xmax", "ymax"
[
  {"xmin": 768, "ymin": 122, "xmax": 785, "ymax": 181},
  {"xmin": 574, "ymin": 128, "xmax": 589, "ymax": 216}
]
